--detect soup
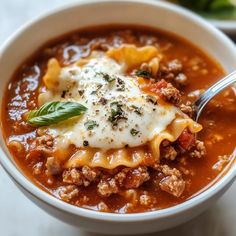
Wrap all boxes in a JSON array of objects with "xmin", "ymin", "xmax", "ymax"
[{"xmin": 2, "ymin": 25, "xmax": 235, "ymax": 213}]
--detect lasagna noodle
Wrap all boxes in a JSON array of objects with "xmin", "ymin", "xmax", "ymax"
[
  {"xmin": 107, "ymin": 44, "xmax": 161, "ymax": 71},
  {"xmin": 65, "ymin": 117, "xmax": 202, "ymax": 169},
  {"xmin": 65, "ymin": 148, "xmax": 146, "ymax": 169},
  {"xmin": 42, "ymin": 58, "xmax": 61, "ymax": 90}
]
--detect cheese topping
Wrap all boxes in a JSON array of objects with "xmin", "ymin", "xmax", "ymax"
[{"xmin": 39, "ymin": 50, "xmax": 201, "ymax": 151}]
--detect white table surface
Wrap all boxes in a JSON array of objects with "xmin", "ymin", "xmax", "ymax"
[{"xmin": 0, "ymin": 0, "xmax": 236, "ymax": 235}]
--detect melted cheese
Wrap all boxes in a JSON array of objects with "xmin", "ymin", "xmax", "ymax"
[
  {"xmin": 38, "ymin": 45, "xmax": 202, "ymax": 169},
  {"xmin": 64, "ymin": 116, "xmax": 201, "ymax": 169}
]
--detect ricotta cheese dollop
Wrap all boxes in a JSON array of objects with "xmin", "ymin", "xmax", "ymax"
[{"xmin": 40, "ymin": 52, "xmax": 182, "ymax": 150}]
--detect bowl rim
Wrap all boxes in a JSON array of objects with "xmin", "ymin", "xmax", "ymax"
[
  {"xmin": 0, "ymin": 0, "xmax": 236, "ymax": 222},
  {"xmin": 209, "ymin": 19, "xmax": 236, "ymax": 34}
]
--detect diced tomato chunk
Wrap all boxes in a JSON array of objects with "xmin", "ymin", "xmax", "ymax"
[
  {"xmin": 141, "ymin": 79, "xmax": 168, "ymax": 96},
  {"xmin": 178, "ymin": 129, "xmax": 196, "ymax": 150},
  {"xmin": 150, "ymin": 79, "xmax": 168, "ymax": 94}
]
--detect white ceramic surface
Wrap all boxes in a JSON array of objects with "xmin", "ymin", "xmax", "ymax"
[
  {"xmin": 209, "ymin": 19, "xmax": 236, "ymax": 35},
  {"xmin": 0, "ymin": 0, "xmax": 236, "ymax": 235}
]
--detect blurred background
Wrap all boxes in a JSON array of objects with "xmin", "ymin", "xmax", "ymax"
[{"xmin": 0, "ymin": 0, "xmax": 236, "ymax": 235}]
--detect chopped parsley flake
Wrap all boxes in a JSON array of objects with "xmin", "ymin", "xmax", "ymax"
[
  {"xmin": 97, "ymin": 72, "xmax": 116, "ymax": 83},
  {"xmin": 131, "ymin": 105, "xmax": 142, "ymax": 115},
  {"xmin": 84, "ymin": 120, "xmax": 99, "ymax": 130},
  {"xmin": 108, "ymin": 102, "xmax": 127, "ymax": 126},
  {"xmin": 135, "ymin": 69, "xmax": 152, "ymax": 79},
  {"xmin": 130, "ymin": 128, "xmax": 139, "ymax": 136},
  {"xmin": 91, "ymin": 84, "xmax": 102, "ymax": 95},
  {"xmin": 146, "ymin": 95, "xmax": 158, "ymax": 105},
  {"xmin": 116, "ymin": 78, "xmax": 125, "ymax": 91}
]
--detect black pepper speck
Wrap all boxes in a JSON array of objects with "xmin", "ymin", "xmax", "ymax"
[{"xmin": 83, "ymin": 140, "xmax": 89, "ymax": 147}]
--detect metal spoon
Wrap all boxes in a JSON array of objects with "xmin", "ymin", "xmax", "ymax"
[{"xmin": 194, "ymin": 70, "xmax": 236, "ymax": 121}]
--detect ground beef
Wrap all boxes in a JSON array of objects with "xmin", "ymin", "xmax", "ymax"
[
  {"xmin": 159, "ymin": 175, "xmax": 185, "ymax": 197},
  {"xmin": 63, "ymin": 168, "xmax": 84, "ymax": 185},
  {"xmin": 153, "ymin": 164, "xmax": 185, "ymax": 197},
  {"xmin": 58, "ymin": 185, "xmax": 79, "ymax": 202},
  {"xmin": 160, "ymin": 59, "xmax": 183, "ymax": 77},
  {"xmin": 13, "ymin": 120, "xmax": 34, "ymax": 134},
  {"xmin": 190, "ymin": 140, "xmax": 206, "ymax": 158},
  {"xmin": 161, "ymin": 145, "xmax": 178, "ymax": 161},
  {"xmin": 159, "ymin": 165, "xmax": 182, "ymax": 177},
  {"xmin": 115, "ymin": 171, "xmax": 127, "ymax": 185},
  {"xmin": 179, "ymin": 101, "xmax": 194, "ymax": 117},
  {"xmin": 96, "ymin": 166, "xmax": 150, "ymax": 196},
  {"xmin": 63, "ymin": 166, "xmax": 99, "ymax": 187},
  {"xmin": 160, "ymin": 83, "xmax": 181, "ymax": 105},
  {"xmin": 97, "ymin": 178, "xmax": 119, "ymax": 197},
  {"xmin": 166, "ymin": 59, "xmax": 183, "ymax": 74},
  {"xmin": 174, "ymin": 73, "xmax": 188, "ymax": 86},
  {"xmin": 82, "ymin": 165, "xmax": 98, "ymax": 181},
  {"xmin": 122, "ymin": 166, "xmax": 150, "ymax": 189},
  {"xmin": 45, "ymin": 156, "xmax": 61, "ymax": 175},
  {"xmin": 158, "ymin": 59, "xmax": 188, "ymax": 87},
  {"xmin": 29, "ymin": 134, "xmax": 54, "ymax": 155}
]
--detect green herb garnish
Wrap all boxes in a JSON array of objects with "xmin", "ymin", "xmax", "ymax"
[
  {"xmin": 130, "ymin": 128, "xmax": 139, "ymax": 136},
  {"xmin": 170, "ymin": 0, "xmax": 236, "ymax": 20},
  {"xmin": 84, "ymin": 120, "xmax": 99, "ymax": 130},
  {"xmin": 135, "ymin": 70, "xmax": 152, "ymax": 79},
  {"xmin": 97, "ymin": 72, "xmax": 116, "ymax": 83},
  {"xmin": 108, "ymin": 102, "xmax": 127, "ymax": 126},
  {"xmin": 91, "ymin": 84, "xmax": 103, "ymax": 95},
  {"xmin": 131, "ymin": 105, "xmax": 142, "ymax": 115},
  {"xmin": 27, "ymin": 101, "xmax": 87, "ymax": 127},
  {"xmin": 116, "ymin": 78, "xmax": 125, "ymax": 91}
]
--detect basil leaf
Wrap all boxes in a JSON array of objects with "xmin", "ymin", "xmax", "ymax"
[{"xmin": 27, "ymin": 101, "xmax": 87, "ymax": 127}]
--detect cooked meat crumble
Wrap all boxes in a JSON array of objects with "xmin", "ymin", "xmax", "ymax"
[
  {"xmin": 58, "ymin": 185, "xmax": 79, "ymax": 202},
  {"xmin": 122, "ymin": 166, "xmax": 150, "ymax": 189},
  {"xmin": 46, "ymin": 156, "xmax": 61, "ymax": 175},
  {"xmin": 190, "ymin": 140, "xmax": 206, "ymax": 158},
  {"xmin": 160, "ymin": 83, "xmax": 181, "ymax": 105},
  {"xmin": 179, "ymin": 102, "xmax": 194, "ymax": 117},
  {"xmin": 63, "ymin": 167, "xmax": 99, "ymax": 187},
  {"xmin": 98, "ymin": 178, "xmax": 119, "ymax": 197},
  {"xmin": 161, "ymin": 145, "xmax": 178, "ymax": 161}
]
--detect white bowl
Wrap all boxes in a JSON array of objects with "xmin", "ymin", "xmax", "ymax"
[{"xmin": 0, "ymin": 0, "xmax": 236, "ymax": 234}]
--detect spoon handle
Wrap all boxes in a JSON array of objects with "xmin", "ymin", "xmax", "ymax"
[{"xmin": 195, "ymin": 70, "xmax": 236, "ymax": 121}]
